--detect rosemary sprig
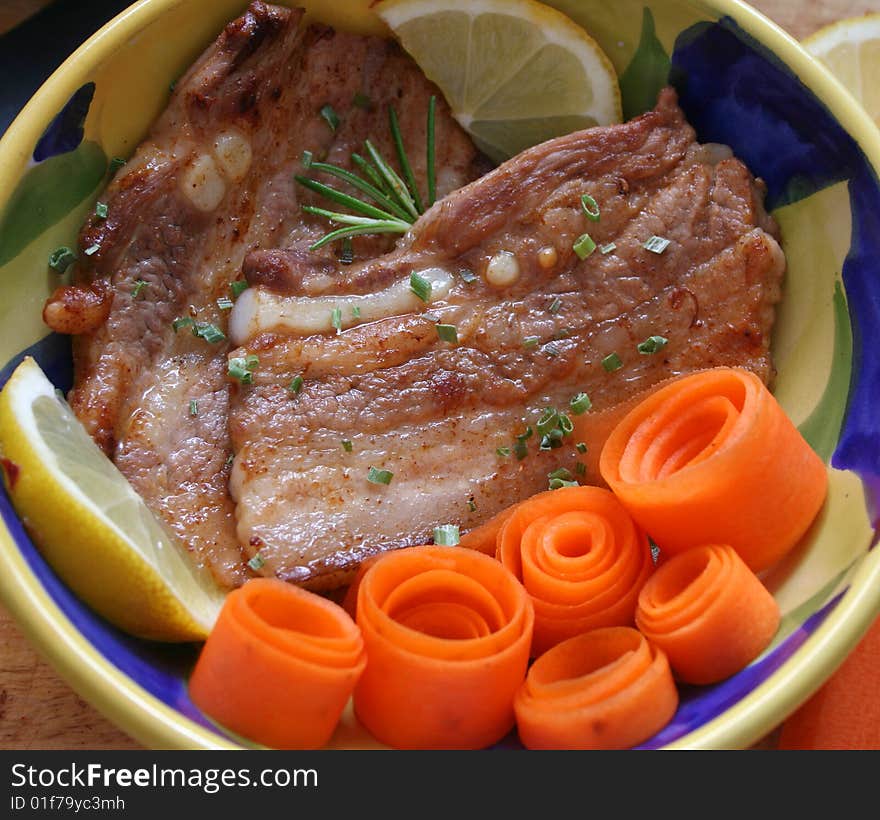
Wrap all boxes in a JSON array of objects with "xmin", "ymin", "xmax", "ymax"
[{"xmin": 297, "ymin": 96, "xmax": 438, "ymax": 250}]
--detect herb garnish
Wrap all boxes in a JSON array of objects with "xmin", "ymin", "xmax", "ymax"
[
  {"xmin": 637, "ymin": 335, "xmax": 668, "ymax": 354},
  {"xmin": 132, "ymin": 279, "xmax": 147, "ymax": 299},
  {"xmin": 436, "ymin": 324, "xmax": 458, "ymax": 344},
  {"xmin": 602, "ymin": 352, "xmax": 623, "ymax": 372},
  {"xmin": 569, "ymin": 392, "xmax": 592, "ymax": 415},
  {"xmin": 288, "ymin": 375, "xmax": 303, "ymax": 395},
  {"xmin": 548, "ymin": 467, "xmax": 578, "ymax": 490},
  {"xmin": 367, "ymin": 466, "xmax": 393, "ymax": 485},
  {"xmin": 320, "ymin": 104, "xmax": 340, "ymax": 131},
  {"xmin": 230, "ymin": 280, "xmax": 249, "ymax": 298},
  {"xmin": 433, "ymin": 524, "xmax": 460, "ymax": 546},
  {"xmin": 573, "ymin": 233, "xmax": 596, "ymax": 260},
  {"xmin": 228, "ymin": 354, "xmax": 259, "ymax": 384},
  {"xmin": 296, "ymin": 97, "xmax": 437, "ymax": 249},
  {"xmin": 248, "ymin": 552, "xmax": 265, "ymax": 571},
  {"xmin": 95, "ymin": 202, "xmax": 108, "ymax": 219},
  {"xmin": 581, "ymin": 194, "xmax": 601, "ymax": 222},
  {"xmin": 643, "ymin": 235, "xmax": 671, "ymax": 254},
  {"xmin": 48, "ymin": 246, "xmax": 76, "ymax": 273}
]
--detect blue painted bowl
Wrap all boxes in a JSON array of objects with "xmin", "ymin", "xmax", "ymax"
[{"xmin": 1, "ymin": 0, "xmax": 879, "ymax": 749}]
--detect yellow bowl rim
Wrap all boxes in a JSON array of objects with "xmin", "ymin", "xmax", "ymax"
[{"xmin": 1, "ymin": 0, "xmax": 880, "ymax": 750}]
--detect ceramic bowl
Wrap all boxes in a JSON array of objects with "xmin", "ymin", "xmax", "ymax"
[{"xmin": 1, "ymin": 0, "xmax": 879, "ymax": 749}]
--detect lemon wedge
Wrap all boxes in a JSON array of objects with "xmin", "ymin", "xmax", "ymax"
[
  {"xmin": 376, "ymin": 0, "xmax": 622, "ymax": 163},
  {"xmin": 0, "ymin": 357, "xmax": 225, "ymax": 641},
  {"xmin": 804, "ymin": 14, "xmax": 880, "ymax": 127}
]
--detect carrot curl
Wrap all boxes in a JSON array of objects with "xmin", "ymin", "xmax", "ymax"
[
  {"xmin": 189, "ymin": 578, "xmax": 365, "ymax": 749},
  {"xmin": 599, "ymin": 367, "xmax": 827, "ymax": 571},
  {"xmin": 495, "ymin": 485, "xmax": 654, "ymax": 656},
  {"xmin": 353, "ymin": 546, "xmax": 534, "ymax": 749},
  {"xmin": 514, "ymin": 626, "xmax": 678, "ymax": 749}
]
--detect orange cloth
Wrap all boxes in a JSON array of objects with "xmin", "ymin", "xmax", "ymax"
[{"xmin": 779, "ymin": 615, "xmax": 880, "ymax": 749}]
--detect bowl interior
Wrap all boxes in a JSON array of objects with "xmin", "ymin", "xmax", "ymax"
[{"xmin": 1, "ymin": 0, "xmax": 879, "ymax": 750}]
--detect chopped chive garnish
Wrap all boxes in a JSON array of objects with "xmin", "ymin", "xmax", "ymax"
[
  {"xmin": 540, "ymin": 432, "xmax": 564, "ymax": 451},
  {"xmin": 229, "ymin": 355, "xmax": 258, "ymax": 384},
  {"xmin": 545, "ymin": 343, "xmax": 561, "ymax": 358},
  {"xmin": 109, "ymin": 157, "xmax": 126, "ymax": 174},
  {"xmin": 602, "ymin": 352, "xmax": 623, "ymax": 372},
  {"xmin": 342, "ymin": 439, "xmax": 353, "ymax": 452},
  {"xmin": 518, "ymin": 426, "xmax": 534, "ymax": 441},
  {"xmin": 573, "ymin": 233, "xmax": 596, "ymax": 260},
  {"xmin": 433, "ymin": 524, "xmax": 460, "ymax": 546},
  {"xmin": 547, "ymin": 297, "xmax": 562, "ymax": 314},
  {"xmin": 189, "ymin": 399, "xmax": 198, "ymax": 417},
  {"xmin": 548, "ymin": 467, "xmax": 578, "ymax": 490},
  {"xmin": 553, "ymin": 329, "xmax": 570, "ymax": 341},
  {"xmin": 576, "ymin": 442, "xmax": 588, "ymax": 454},
  {"xmin": 216, "ymin": 296, "xmax": 234, "ymax": 310},
  {"xmin": 410, "ymin": 271, "xmax": 432, "ymax": 302},
  {"xmin": 320, "ymin": 104, "xmax": 340, "ymax": 131},
  {"xmin": 467, "ymin": 497, "xmax": 477, "ymax": 513},
  {"xmin": 352, "ymin": 305, "xmax": 361, "ymax": 319},
  {"xmin": 558, "ymin": 412, "xmax": 574, "ymax": 435},
  {"xmin": 288, "ymin": 375, "xmax": 303, "ymax": 394},
  {"xmin": 496, "ymin": 446, "xmax": 511, "ymax": 457},
  {"xmin": 301, "ymin": 150, "xmax": 314, "ymax": 168},
  {"xmin": 600, "ymin": 242, "xmax": 617, "ymax": 255},
  {"xmin": 353, "ymin": 92, "xmax": 372, "ymax": 110},
  {"xmin": 339, "ymin": 237, "xmax": 354, "ymax": 265},
  {"xmin": 226, "ymin": 452, "xmax": 235, "ymax": 466},
  {"xmin": 247, "ymin": 552, "xmax": 265, "ymax": 571},
  {"xmin": 523, "ymin": 336, "xmax": 540, "ymax": 349},
  {"xmin": 230, "ymin": 280, "xmax": 249, "ymax": 298},
  {"xmin": 514, "ymin": 439, "xmax": 529, "ymax": 460},
  {"xmin": 132, "ymin": 279, "xmax": 147, "ymax": 299},
  {"xmin": 193, "ymin": 322, "xmax": 226, "ymax": 343},
  {"xmin": 575, "ymin": 461, "xmax": 587, "ymax": 476},
  {"xmin": 84, "ymin": 243, "xmax": 101, "ymax": 256},
  {"xmin": 637, "ymin": 335, "xmax": 669, "ymax": 354},
  {"xmin": 537, "ymin": 408, "xmax": 559, "ymax": 436},
  {"xmin": 172, "ymin": 316, "xmax": 194, "ymax": 332},
  {"xmin": 331, "ymin": 306, "xmax": 343, "ymax": 333},
  {"xmin": 580, "ymin": 194, "xmax": 601, "ymax": 222},
  {"xmin": 367, "ymin": 466, "xmax": 393, "ymax": 485},
  {"xmin": 459, "ymin": 268, "xmax": 478, "ymax": 284},
  {"xmin": 48, "ymin": 246, "xmax": 76, "ymax": 273},
  {"xmin": 570, "ymin": 392, "xmax": 592, "ymax": 415},
  {"xmin": 643, "ymin": 235, "xmax": 671, "ymax": 254},
  {"xmin": 436, "ymin": 324, "xmax": 458, "ymax": 344},
  {"xmin": 95, "ymin": 202, "xmax": 108, "ymax": 219}
]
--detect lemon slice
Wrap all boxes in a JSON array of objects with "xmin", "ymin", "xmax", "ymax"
[
  {"xmin": 0, "ymin": 357, "xmax": 225, "ymax": 641},
  {"xmin": 804, "ymin": 14, "xmax": 880, "ymax": 127},
  {"xmin": 377, "ymin": 0, "xmax": 622, "ymax": 163}
]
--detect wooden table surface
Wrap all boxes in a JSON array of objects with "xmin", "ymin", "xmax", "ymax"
[{"xmin": 1, "ymin": 0, "xmax": 877, "ymax": 751}]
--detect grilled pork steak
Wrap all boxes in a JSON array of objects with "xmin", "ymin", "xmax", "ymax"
[
  {"xmin": 43, "ymin": 2, "xmax": 486, "ymax": 587},
  {"xmin": 228, "ymin": 88, "xmax": 785, "ymax": 590}
]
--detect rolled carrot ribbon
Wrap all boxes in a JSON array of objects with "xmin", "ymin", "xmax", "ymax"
[
  {"xmin": 495, "ymin": 485, "xmax": 654, "ymax": 657},
  {"xmin": 459, "ymin": 505, "xmax": 516, "ymax": 556},
  {"xmin": 353, "ymin": 546, "xmax": 534, "ymax": 749},
  {"xmin": 599, "ymin": 367, "xmax": 828, "ymax": 572},
  {"xmin": 189, "ymin": 578, "xmax": 365, "ymax": 749},
  {"xmin": 514, "ymin": 626, "xmax": 678, "ymax": 749},
  {"xmin": 635, "ymin": 544, "xmax": 780, "ymax": 684}
]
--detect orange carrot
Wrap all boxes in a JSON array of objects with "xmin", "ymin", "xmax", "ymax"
[
  {"xmin": 635, "ymin": 544, "xmax": 780, "ymax": 684},
  {"xmin": 353, "ymin": 546, "xmax": 533, "ymax": 749},
  {"xmin": 495, "ymin": 485, "xmax": 653, "ymax": 657},
  {"xmin": 341, "ymin": 555, "xmax": 380, "ymax": 619},
  {"xmin": 514, "ymin": 626, "xmax": 678, "ymax": 749},
  {"xmin": 189, "ymin": 578, "xmax": 365, "ymax": 749},
  {"xmin": 459, "ymin": 505, "xmax": 516, "ymax": 556},
  {"xmin": 599, "ymin": 367, "xmax": 827, "ymax": 572}
]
